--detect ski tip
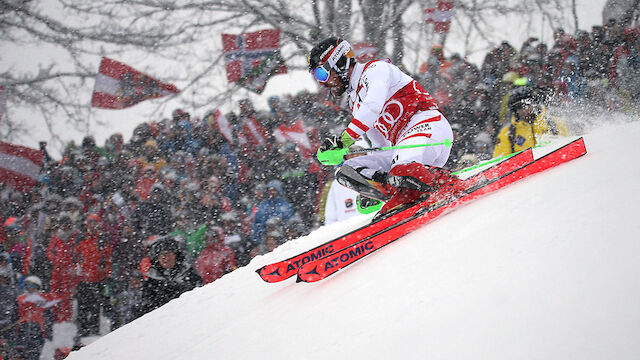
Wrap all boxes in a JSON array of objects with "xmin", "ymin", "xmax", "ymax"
[
  {"xmin": 255, "ymin": 265, "xmax": 290, "ymax": 283},
  {"xmin": 256, "ymin": 268, "xmax": 271, "ymax": 283}
]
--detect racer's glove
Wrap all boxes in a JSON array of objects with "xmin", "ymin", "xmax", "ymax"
[
  {"xmin": 320, "ymin": 134, "xmax": 343, "ymax": 152},
  {"xmin": 317, "ymin": 132, "xmax": 356, "ymax": 166}
]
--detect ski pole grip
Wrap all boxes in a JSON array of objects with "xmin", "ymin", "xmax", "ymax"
[{"xmin": 317, "ymin": 148, "xmax": 349, "ymax": 166}]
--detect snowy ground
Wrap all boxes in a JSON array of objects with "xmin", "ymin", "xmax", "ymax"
[{"xmin": 64, "ymin": 116, "xmax": 640, "ymax": 360}]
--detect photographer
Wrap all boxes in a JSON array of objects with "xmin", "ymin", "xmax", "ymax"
[{"xmin": 493, "ymin": 87, "xmax": 571, "ymax": 157}]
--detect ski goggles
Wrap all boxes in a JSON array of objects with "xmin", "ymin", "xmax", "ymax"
[{"xmin": 312, "ymin": 62, "xmax": 332, "ymax": 83}]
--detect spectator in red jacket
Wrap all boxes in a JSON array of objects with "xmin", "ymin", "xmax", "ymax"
[
  {"xmin": 16, "ymin": 276, "xmax": 59, "ymax": 360},
  {"xmin": 46, "ymin": 215, "xmax": 80, "ymax": 323},
  {"xmin": 135, "ymin": 166, "xmax": 158, "ymax": 201},
  {"xmin": 194, "ymin": 226, "xmax": 237, "ymax": 284},
  {"xmin": 75, "ymin": 214, "xmax": 112, "ymax": 339}
]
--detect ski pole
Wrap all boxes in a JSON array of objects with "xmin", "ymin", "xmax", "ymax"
[
  {"xmin": 345, "ymin": 138, "xmax": 453, "ymax": 155},
  {"xmin": 317, "ymin": 139, "xmax": 453, "ymax": 166},
  {"xmin": 453, "ymin": 141, "xmax": 551, "ymax": 175}
]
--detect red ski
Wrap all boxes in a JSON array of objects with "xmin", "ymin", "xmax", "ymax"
[
  {"xmin": 296, "ymin": 138, "xmax": 587, "ymax": 283},
  {"xmin": 256, "ymin": 148, "xmax": 535, "ymax": 283}
]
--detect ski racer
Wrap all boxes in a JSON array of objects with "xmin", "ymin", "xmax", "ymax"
[
  {"xmin": 310, "ymin": 37, "xmax": 465, "ymax": 214},
  {"xmin": 493, "ymin": 86, "xmax": 571, "ymax": 157}
]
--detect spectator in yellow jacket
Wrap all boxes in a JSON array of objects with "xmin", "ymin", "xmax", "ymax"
[{"xmin": 493, "ymin": 87, "xmax": 571, "ymax": 157}]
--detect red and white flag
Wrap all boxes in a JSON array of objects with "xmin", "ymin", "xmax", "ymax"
[
  {"xmin": 0, "ymin": 141, "xmax": 43, "ymax": 192},
  {"xmin": 273, "ymin": 120, "xmax": 316, "ymax": 159},
  {"xmin": 352, "ymin": 43, "xmax": 379, "ymax": 62},
  {"xmin": 222, "ymin": 29, "xmax": 288, "ymax": 93},
  {"xmin": 91, "ymin": 57, "xmax": 180, "ymax": 109},
  {"xmin": 237, "ymin": 115, "xmax": 268, "ymax": 149},
  {"xmin": 0, "ymin": 86, "xmax": 6, "ymax": 122},
  {"xmin": 205, "ymin": 109, "xmax": 235, "ymax": 146},
  {"xmin": 424, "ymin": 1, "xmax": 454, "ymax": 33}
]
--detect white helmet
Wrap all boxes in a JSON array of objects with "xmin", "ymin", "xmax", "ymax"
[{"xmin": 24, "ymin": 275, "xmax": 43, "ymax": 288}]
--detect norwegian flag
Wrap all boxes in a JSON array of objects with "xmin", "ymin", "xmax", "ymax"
[
  {"xmin": 352, "ymin": 43, "xmax": 379, "ymax": 62},
  {"xmin": 0, "ymin": 86, "xmax": 6, "ymax": 122},
  {"xmin": 0, "ymin": 141, "xmax": 43, "ymax": 192},
  {"xmin": 204, "ymin": 109, "xmax": 235, "ymax": 146},
  {"xmin": 221, "ymin": 29, "xmax": 288, "ymax": 93},
  {"xmin": 273, "ymin": 120, "xmax": 317, "ymax": 160},
  {"xmin": 424, "ymin": 1, "xmax": 454, "ymax": 33},
  {"xmin": 91, "ymin": 57, "xmax": 180, "ymax": 109}
]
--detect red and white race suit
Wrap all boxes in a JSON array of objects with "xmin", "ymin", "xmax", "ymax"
[{"xmin": 342, "ymin": 60, "xmax": 453, "ymax": 180}]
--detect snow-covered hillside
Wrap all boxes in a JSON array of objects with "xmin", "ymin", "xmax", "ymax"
[{"xmin": 68, "ymin": 118, "xmax": 640, "ymax": 360}]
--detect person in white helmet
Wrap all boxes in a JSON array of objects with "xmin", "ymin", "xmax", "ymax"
[
  {"xmin": 16, "ymin": 275, "xmax": 59, "ymax": 360},
  {"xmin": 309, "ymin": 37, "xmax": 466, "ymax": 215}
]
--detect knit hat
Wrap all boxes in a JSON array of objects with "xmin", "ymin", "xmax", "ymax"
[
  {"xmin": 266, "ymin": 180, "xmax": 283, "ymax": 194},
  {"xmin": 4, "ymin": 217, "xmax": 20, "ymax": 233},
  {"xmin": 0, "ymin": 265, "xmax": 11, "ymax": 278},
  {"xmin": 144, "ymin": 139, "xmax": 159, "ymax": 149},
  {"xmin": 85, "ymin": 213, "xmax": 101, "ymax": 225},
  {"xmin": 148, "ymin": 236, "xmax": 182, "ymax": 260},
  {"xmin": 220, "ymin": 212, "xmax": 237, "ymax": 222}
]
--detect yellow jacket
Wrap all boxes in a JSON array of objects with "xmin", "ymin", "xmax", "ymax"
[{"xmin": 493, "ymin": 106, "xmax": 571, "ymax": 157}]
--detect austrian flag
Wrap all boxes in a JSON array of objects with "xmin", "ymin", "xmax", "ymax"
[
  {"xmin": 222, "ymin": 29, "xmax": 288, "ymax": 93},
  {"xmin": 424, "ymin": 1, "xmax": 454, "ymax": 33},
  {"xmin": 352, "ymin": 43, "xmax": 379, "ymax": 62},
  {"xmin": 0, "ymin": 141, "xmax": 43, "ymax": 192},
  {"xmin": 273, "ymin": 120, "xmax": 317, "ymax": 159},
  {"xmin": 238, "ymin": 115, "xmax": 269, "ymax": 149},
  {"xmin": 91, "ymin": 57, "xmax": 180, "ymax": 109},
  {"xmin": 204, "ymin": 109, "xmax": 235, "ymax": 146}
]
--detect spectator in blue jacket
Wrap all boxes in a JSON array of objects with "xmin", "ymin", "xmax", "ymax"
[{"xmin": 250, "ymin": 180, "xmax": 294, "ymax": 245}]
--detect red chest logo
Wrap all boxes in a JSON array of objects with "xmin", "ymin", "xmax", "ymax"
[{"xmin": 374, "ymin": 100, "xmax": 404, "ymax": 138}]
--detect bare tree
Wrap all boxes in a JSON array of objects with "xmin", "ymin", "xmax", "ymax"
[
  {"xmin": 603, "ymin": 0, "xmax": 639, "ymax": 27},
  {"xmin": 0, "ymin": 0, "xmax": 601, "ymax": 149}
]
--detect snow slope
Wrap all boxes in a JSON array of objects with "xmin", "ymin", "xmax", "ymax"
[{"xmin": 68, "ymin": 118, "xmax": 640, "ymax": 360}]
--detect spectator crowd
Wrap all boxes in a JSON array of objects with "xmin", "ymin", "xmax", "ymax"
[
  {"xmin": 418, "ymin": 20, "xmax": 639, "ymax": 169},
  {"xmin": 1, "ymin": 19, "xmax": 638, "ymax": 359}
]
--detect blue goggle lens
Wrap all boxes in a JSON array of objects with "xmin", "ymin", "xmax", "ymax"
[{"xmin": 312, "ymin": 64, "xmax": 330, "ymax": 82}]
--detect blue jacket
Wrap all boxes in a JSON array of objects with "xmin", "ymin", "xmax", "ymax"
[{"xmin": 251, "ymin": 196, "xmax": 294, "ymax": 244}]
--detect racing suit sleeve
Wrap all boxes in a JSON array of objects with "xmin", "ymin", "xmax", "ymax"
[{"xmin": 345, "ymin": 63, "xmax": 392, "ymax": 140}]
